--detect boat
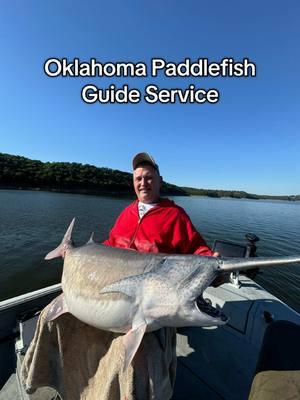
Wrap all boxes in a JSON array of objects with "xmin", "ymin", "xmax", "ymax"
[{"xmin": 1, "ymin": 235, "xmax": 300, "ymax": 400}]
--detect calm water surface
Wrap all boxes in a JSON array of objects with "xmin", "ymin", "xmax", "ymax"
[{"xmin": 0, "ymin": 190, "xmax": 299, "ymax": 312}]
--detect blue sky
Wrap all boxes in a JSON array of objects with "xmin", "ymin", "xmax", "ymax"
[{"xmin": 0, "ymin": 1, "xmax": 299, "ymax": 195}]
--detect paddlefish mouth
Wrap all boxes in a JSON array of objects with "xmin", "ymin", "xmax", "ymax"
[{"xmin": 196, "ymin": 295, "xmax": 228, "ymax": 323}]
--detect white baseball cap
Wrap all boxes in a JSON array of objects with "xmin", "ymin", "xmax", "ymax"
[{"xmin": 132, "ymin": 152, "xmax": 160, "ymax": 174}]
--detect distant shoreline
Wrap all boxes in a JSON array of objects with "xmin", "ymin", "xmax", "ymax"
[
  {"xmin": 1, "ymin": 186, "xmax": 299, "ymax": 202},
  {"xmin": 0, "ymin": 152, "xmax": 299, "ymax": 201},
  {"xmin": 0, "ymin": 185, "xmax": 136, "ymax": 199}
]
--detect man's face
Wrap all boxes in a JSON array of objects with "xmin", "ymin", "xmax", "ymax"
[{"xmin": 133, "ymin": 164, "xmax": 162, "ymax": 204}]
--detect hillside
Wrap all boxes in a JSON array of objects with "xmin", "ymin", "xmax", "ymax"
[
  {"xmin": 0, "ymin": 153, "xmax": 187, "ymax": 196},
  {"xmin": 0, "ymin": 153, "xmax": 298, "ymax": 201}
]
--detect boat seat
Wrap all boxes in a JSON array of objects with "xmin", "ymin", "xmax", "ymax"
[{"xmin": 248, "ymin": 320, "xmax": 300, "ymax": 400}]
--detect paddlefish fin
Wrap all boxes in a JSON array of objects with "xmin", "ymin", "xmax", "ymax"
[
  {"xmin": 87, "ymin": 232, "xmax": 95, "ymax": 244},
  {"xmin": 45, "ymin": 218, "xmax": 75, "ymax": 260},
  {"xmin": 99, "ymin": 277, "xmax": 141, "ymax": 298},
  {"xmin": 123, "ymin": 320, "xmax": 147, "ymax": 370},
  {"xmin": 100, "ymin": 278, "xmax": 148, "ymax": 368},
  {"xmin": 99, "ymin": 257, "xmax": 174, "ymax": 299},
  {"xmin": 44, "ymin": 293, "xmax": 69, "ymax": 322}
]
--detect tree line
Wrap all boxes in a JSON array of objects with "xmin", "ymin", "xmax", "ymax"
[
  {"xmin": 0, "ymin": 153, "xmax": 186, "ymax": 196},
  {"xmin": 0, "ymin": 153, "xmax": 298, "ymax": 201},
  {"xmin": 181, "ymin": 187, "xmax": 299, "ymax": 201}
]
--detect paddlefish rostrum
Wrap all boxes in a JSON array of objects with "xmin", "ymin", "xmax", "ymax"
[{"xmin": 45, "ymin": 218, "xmax": 300, "ymax": 368}]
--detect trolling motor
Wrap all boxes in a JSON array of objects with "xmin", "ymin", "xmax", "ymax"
[{"xmin": 212, "ymin": 233, "xmax": 260, "ymax": 286}]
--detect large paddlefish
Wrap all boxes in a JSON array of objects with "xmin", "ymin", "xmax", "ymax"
[{"xmin": 45, "ymin": 219, "xmax": 300, "ymax": 368}]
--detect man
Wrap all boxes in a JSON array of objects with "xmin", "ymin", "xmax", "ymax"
[
  {"xmin": 101, "ymin": 152, "xmax": 219, "ymax": 398},
  {"xmin": 104, "ymin": 152, "xmax": 218, "ymax": 257}
]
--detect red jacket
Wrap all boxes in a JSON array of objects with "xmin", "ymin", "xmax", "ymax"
[{"xmin": 103, "ymin": 198, "xmax": 213, "ymax": 256}]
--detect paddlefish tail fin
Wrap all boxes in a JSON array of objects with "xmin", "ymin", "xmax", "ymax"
[{"xmin": 45, "ymin": 218, "xmax": 75, "ymax": 260}]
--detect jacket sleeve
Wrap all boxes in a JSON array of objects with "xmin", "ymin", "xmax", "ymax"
[{"xmin": 175, "ymin": 210, "xmax": 214, "ymax": 256}]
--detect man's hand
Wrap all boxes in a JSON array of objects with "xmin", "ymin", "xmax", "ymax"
[{"xmin": 212, "ymin": 251, "xmax": 220, "ymax": 257}]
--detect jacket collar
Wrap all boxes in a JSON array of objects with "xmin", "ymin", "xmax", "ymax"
[{"xmin": 130, "ymin": 198, "xmax": 175, "ymax": 216}]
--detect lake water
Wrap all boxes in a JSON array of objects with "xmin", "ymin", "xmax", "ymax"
[{"xmin": 0, "ymin": 190, "xmax": 300, "ymax": 313}]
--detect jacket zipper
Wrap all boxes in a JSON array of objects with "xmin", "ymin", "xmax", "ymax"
[
  {"xmin": 129, "ymin": 218, "xmax": 141, "ymax": 248},
  {"xmin": 128, "ymin": 204, "xmax": 159, "ymax": 249}
]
